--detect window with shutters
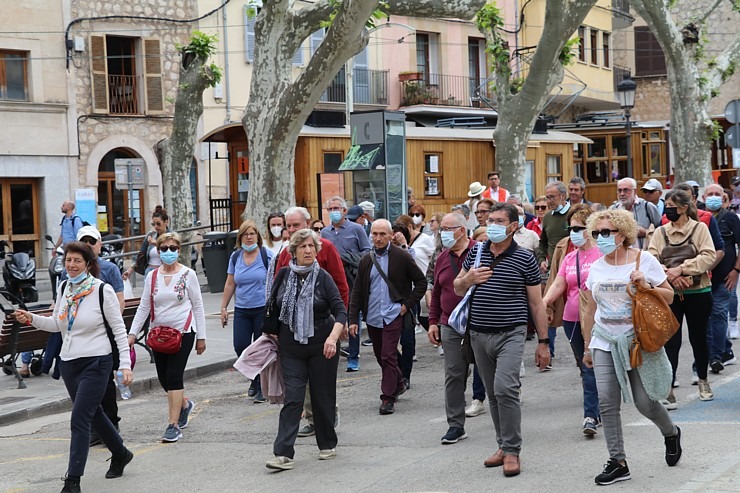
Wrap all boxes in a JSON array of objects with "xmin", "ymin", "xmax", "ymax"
[
  {"xmin": 577, "ymin": 26, "xmax": 586, "ymax": 62},
  {"xmin": 88, "ymin": 35, "xmax": 164, "ymax": 115},
  {"xmin": 634, "ymin": 26, "xmax": 666, "ymax": 77},
  {"xmin": 244, "ymin": 3, "xmax": 302, "ymax": 66},
  {"xmin": 0, "ymin": 50, "xmax": 29, "ymax": 101},
  {"xmin": 590, "ymin": 29, "xmax": 599, "ymax": 65},
  {"xmin": 602, "ymin": 32, "xmax": 610, "ymax": 68}
]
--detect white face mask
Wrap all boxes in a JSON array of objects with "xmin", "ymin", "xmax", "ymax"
[
  {"xmin": 270, "ymin": 226, "xmax": 283, "ymax": 238},
  {"xmin": 412, "ymin": 215, "xmax": 423, "ymax": 225}
]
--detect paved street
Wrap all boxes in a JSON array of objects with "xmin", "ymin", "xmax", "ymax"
[{"xmin": 2, "ymin": 327, "xmax": 740, "ymax": 492}]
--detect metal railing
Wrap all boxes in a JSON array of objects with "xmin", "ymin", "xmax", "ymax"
[
  {"xmin": 108, "ymin": 75, "xmax": 139, "ymax": 114},
  {"xmin": 319, "ymin": 67, "xmax": 389, "ymax": 105},
  {"xmin": 400, "ymin": 73, "xmax": 492, "ymax": 108},
  {"xmin": 613, "ymin": 65, "xmax": 631, "ymax": 92}
]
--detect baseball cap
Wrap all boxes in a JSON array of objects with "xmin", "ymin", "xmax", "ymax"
[
  {"xmin": 77, "ymin": 225, "xmax": 102, "ymax": 241},
  {"xmin": 346, "ymin": 205, "xmax": 363, "ymax": 221},
  {"xmin": 358, "ymin": 201, "xmax": 375, "ymax": 213},
  {"xmin": 732, "ymin": 176, "xmax": 740, "ymax": 186},
  {"xmin": 685, "ymin": 180, "xmax": 700, "ymax": 188},
  {"xmin": 641, "ymin": 178, "xmax": 663, "ymax": 192}
]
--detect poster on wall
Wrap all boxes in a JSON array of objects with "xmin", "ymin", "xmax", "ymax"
[{"xmin": 75, "ymin": 188, "xmax": 97, "ymax": 226}]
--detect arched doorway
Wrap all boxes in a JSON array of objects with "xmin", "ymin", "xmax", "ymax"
[{"xmin": 97, "ymin": 148, "xmax": 145, "ymax": 237}]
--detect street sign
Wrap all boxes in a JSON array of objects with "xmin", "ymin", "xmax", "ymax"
[
  {"xmin": 114, "ymin": 158, "xmax": 146, "ymax": 190},
  {"xmin": 727, "ymin": 125, "xmax": 740, "ymax": 149},
  {"xmin": 725, "ymin": 99, "xmax": 740, "ymax": 124}
]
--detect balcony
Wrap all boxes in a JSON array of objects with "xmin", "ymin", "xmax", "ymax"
[
  {"xmin": 613, "ymin": 65, "xmax": 631, "ymax": 93},
  {"xmin": 108, "ymin": 75, "xmax": 139, "ymax": 114},
  {"xmin": 611, "ymin": 0, "xmax": 633, "ymax": 29},
  {"xmin": 318, "ymin": 67, "xmax": 389, "ymax": 106},
  {"xmin": 400, "ymin": 73, "xmax": 492, "ymax": 108}
]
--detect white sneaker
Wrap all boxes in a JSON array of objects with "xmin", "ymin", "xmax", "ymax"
[
  {"xmin": 319, "ymin": 448, "xmax": 336, "ymax": 460},
  {"xmin": 465, "ymin": 399, "xmax": 486, "ymax": 417},
  {"xmin": 519, "ymin": 361, "xmax": 526, "ymax": 378},
  {"xmin": 266, "ymin": 455, "xmax": 294, "ymax": 470},
  {"xmin": 415, "ymin": 325, "xmax": 423, "ymax": 334},
  {"xmin": 729, "ymin": 320, "xmax": 739, "ymax": 339},
  {"xmin": 437, "ymin": 345, "xmax": 444, "ymax": 356}
]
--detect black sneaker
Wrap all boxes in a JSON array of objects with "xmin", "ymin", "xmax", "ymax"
[
  {"xmin": 253, "ymin": 390, "xmax": 267, "ymax": 403},
  {"xmin": 105, "ymin": 447, "xmax": 134, "ymax": 479},
  {"xmin": 60, "ymin": 477, "xmax": 81, "ymax": 493},
  {"xmin": 594, "ymin": 458, "xmax": 631, "ymax": 485},
  {"xmin": 379, "ymin": 399, "xmax": 394, "ymax": 415},
  {"xmin": 361, "ymin": 338, "xmax": 373, "ymax": 347},
  {"xmin": 440, "ymin": 427, "xmax": 467, "ymax": 444},
  {"xmin": 247, "ymin": 386, "xmax": 258, "ymax": 398},
  {"xmin": 665, "ymin": 426, "xmax": 682, "ymax": 467},
  {"xmin": 710, "ymin": 359, "xmax": 724, "ymax": 374},
  {"xmin": 339, "ymin": 347, "xmax": 350, "ymax": 358}
]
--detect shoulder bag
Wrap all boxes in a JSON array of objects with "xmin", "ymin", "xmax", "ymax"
[
  {"xmin": 448, "ymin": 242, "xmax": 486, "ymax": 335},
  {"xmin": 146, "ymin": 269, "xmax": 193, "ymax": 354},
  {"xmin": 658, "ymin": 223, "xmax": 701, "ymax": 287},
  {"xmin": 628, "ymin": 251, "xmax": 680, "ymax": 368},
  {"xmin": 575, "ymin": 251, "xmax": 589, "ymax": 326},
  {"xmin": 370, "ymin": 251, "xmax": 420, "ymax": 331}
]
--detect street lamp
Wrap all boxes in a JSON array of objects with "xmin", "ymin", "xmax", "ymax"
[{"xmin": 617, "ymin": 75, "xmax": 637, "ymax": 178}]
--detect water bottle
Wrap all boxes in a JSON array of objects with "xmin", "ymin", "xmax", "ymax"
[{"xmin": 115, "ymin": 371, "xmax": 132, "ymax": 400}]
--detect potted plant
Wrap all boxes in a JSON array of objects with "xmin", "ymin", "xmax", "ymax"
[{"xmin": 399, "ymin": 70, "xmax": 423, "ymax": 82}]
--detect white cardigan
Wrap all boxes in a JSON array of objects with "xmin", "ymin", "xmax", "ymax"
[
  {"xmin": 129, "ymin": 266, "xmax": 207, "ymax": 340},
  {"xmin": 31, "ymin": 280, "xmax": 131, "ymax": 369}
]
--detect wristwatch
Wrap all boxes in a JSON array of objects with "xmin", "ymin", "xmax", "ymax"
[
  {"xmin": 538, "ymin": 338, "xmax": 550, "ymax": 345},
  {"xmin": 734, "ymin": 267, "xmax": 740, "ymax": 273}
]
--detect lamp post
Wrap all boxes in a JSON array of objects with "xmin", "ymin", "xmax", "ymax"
[{"xmin": 617, "ymin": 75, "xmax": 637, "ymax": 178}]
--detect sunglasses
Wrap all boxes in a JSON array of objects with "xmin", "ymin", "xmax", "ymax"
[
  {"xmin": 534, "ymin": 205, "xmax": 547, "ymax": 211},
  {"xmin": 80, "ymin": 237, "xmax": 98, "ymax": 245},
  {"xmin": 591, "ymin": 229, "xmax": 620, "ymax": 239},
  {"xmin": 412, "ymin": 213, "xmax": 423, "ymax": 218},
  {"xmin": 568, "ymin": 226, "xmax": 587, "ymax": 233},
  {"xmin": 312, "ymin": 227, "xmax": 322, "ymax": 232},
  {"xmin": 159, "ymin": 245, "xmax": 180, "ymax": 252},
  {"xmin": 474, "ymin": 210, "xmax": 491, "ymax": 215}
]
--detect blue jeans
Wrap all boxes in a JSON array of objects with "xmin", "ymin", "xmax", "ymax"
[
  {"xmin": 562, "ymin": 320, "xmax": 600, "ymax": 420},
  {"xmin": 472, "ymin": 365, "xmax": 486, "ymax": 401},
  {"xmin": 548, "ymin": 326, "xmax": 557, "ymax": 357},
  {"xmin": 234, "ymin": 306, "xmax": 265, "ymax": 390},
  {"xmin": 21, "ymin": 351, "xmax": 33, "ymax": 365},
  {"xmin": 730, "ymin": 287, "xmax": 738, "ymax": 321},
  {"xmin": 708, "ymin": 284, "xmax": 733, "ymax": 361},
  {"xmin": 42, "ymin": 332, "xmax": 62, "ymax": 378},
  {"xmin": 348, "ymin": 311, "xmax": 361, "ymax": 361}
]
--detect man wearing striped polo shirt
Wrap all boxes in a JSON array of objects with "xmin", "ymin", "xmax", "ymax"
[{"xmin": 453, "ymin": 202, "xmax": 550, "ymax": 478}]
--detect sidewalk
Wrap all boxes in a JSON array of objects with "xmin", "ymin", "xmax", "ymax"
[{"xmin": 0, "ymin": 271, "xmax": 239, "ymax": 427}]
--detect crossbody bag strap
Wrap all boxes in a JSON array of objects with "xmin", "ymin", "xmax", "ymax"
[
  {"xmin": 150, "ymin": 268, "xmax": 158, "ymax": 323},
  {"xmin": 635, "ymin": 249, "xmax": 642, "ymax": 271},
  {"xmin": 371, "ymin": 253, "xmax": 403, "ymax": 302}
]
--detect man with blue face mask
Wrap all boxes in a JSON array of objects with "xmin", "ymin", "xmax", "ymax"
[
  {"xmin": 453, "ymin": 203, "xmax": 549, "ymax": 477},
  {"xmin": 320, "ymin": 197, "xmax": 371, "ymax": 373},
  {"xmin": 703, "ymin": 184, "xmax": 740, "ymax": 374}
]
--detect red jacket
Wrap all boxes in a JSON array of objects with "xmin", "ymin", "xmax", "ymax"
[{"xmin": 275, "ymin": 237, "xmax": 349, "ymax": 307}]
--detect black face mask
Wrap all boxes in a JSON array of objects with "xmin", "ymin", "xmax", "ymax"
[{"xmin": 664, "ymin": 206, "xmax": 681, "ymax": 222}]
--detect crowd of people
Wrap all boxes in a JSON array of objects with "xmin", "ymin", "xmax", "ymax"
[{"xmin": 16, "ymin": 172, "xmax": 740, "ymax": 490}]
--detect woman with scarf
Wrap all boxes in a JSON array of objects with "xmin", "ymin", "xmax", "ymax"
[
  {"xmin": 582, "ymin": 209, "xmax": 681, "ymax": 486},
  {"xmin": 263, "ymin": 228, "xmax": 347, "ymax": 471},
  {"xmin": 15, "ymin": 242, "xmax": 134, "ymax": 493},
  {"xmin": 128, "ymin": 232, "xmax": 207, "ymax": 443}
]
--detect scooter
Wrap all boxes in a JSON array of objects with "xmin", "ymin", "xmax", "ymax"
[
  {"xmin": 0, "ymin": 240, "xmax": 38, "ymax": 304},
  {"xmin": 101, "ymin": 234, "xmax": 124, "ymax": 274},
  {"xmin": 45, "ymin": 235, "xmax": 64, "ymax": 302}
]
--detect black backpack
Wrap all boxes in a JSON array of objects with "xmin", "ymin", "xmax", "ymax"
[
  {"xmin": 229, "ymin": 247, "xmax": 269, "ymax": 271},
  {"xmin": 61, "ymin": 215, "xmax": 91, "ymax": 228}
]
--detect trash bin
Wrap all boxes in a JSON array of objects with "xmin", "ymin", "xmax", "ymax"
[
  {"xmin": 225, "ymin": 229, "xmax": 239, "ymax": 253},
  {"xmin": 201, "ymin": 231, "xmax": 228, "ymax": 293}
]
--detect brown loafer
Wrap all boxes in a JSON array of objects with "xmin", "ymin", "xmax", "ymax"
[
  {"xmin": 503, "ymin": 454, "xmax": 520, "ymax": 477},
  {"xmin": 484, "ymin": 449, "xmax": 504, "ymax": 467}
]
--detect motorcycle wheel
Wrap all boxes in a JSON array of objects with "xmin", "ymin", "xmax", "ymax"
[
  {"xmin": 2, "ymin": 360, "xmax": 13, "ymax": 376},
  {"xmin": 30, "ymin": 355, "xmax": 43, "ymax": 376}
]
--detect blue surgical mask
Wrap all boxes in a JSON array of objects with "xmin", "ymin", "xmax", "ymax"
[
  {"xmin": 241, "ymin": 243, "xmax": 258, "ymax": 252},
  {"xmin": 160, "ymin": 250, "xmax": 179, "ymax": 265},
  {"xmin": 705, "ymin": 196, "xmax": 723, "ymax": 211},
  {"xmin": 570, "ymin": 230, "xmax": 587, "ymax": 248},
  {"xmin": 487, "ymin": 224, "xmax": 511, "ymax": 244},
  {"xmin": 518, "ymin": 215, "xmax": 525, "ymax": 227},
  {"xmin": 68, "ymin": 271, "xmax": 89, "ymax": 284},
  {"xmin": 329, "ymin": 211, "xmax": 343, "ymax": 223},
  {"xmin": 440, "ymin": 231, "xmax": 457, "ymax": 248},
  {"xmin": 596, "ymin": 235, "xmax": 618, "ymax": 255}
]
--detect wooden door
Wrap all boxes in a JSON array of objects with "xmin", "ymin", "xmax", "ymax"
[{"xmin": 0, "ymin": 179, "xmax": 40, "ymax": 258}]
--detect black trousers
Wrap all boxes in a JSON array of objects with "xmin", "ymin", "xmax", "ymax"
[
  {"xmin": 59, "ymin": 355, "xmax": 125, "ymax": 477},
  {"xmin": 99, "ymin": 376, "xmax": 120, "ymax": 427},
  {"xmin": 665, "ymin": 291, "xmax": 713, "ymax": 381},
  {"xmin": 273, "ymin": 341, "xmax": 339, "ymax": 458},
  {"xmin": 153, "ymin": 332, "xmax": 195, "ymax": 392}
]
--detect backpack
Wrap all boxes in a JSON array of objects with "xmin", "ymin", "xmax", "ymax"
[
  {"xmin": 229, "ymin": 247, "xmax": 269, "ymax": 271},
  {"xmin": 61, "ymin": 215, "xmax": 90, "ymax": 228},
  {"xmin": 627, "ymin": 251, "xmax": 680, "ymax": 368}
]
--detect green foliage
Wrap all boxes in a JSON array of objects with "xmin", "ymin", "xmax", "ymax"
[
  {"xmin": 559, "ymin": 37, "xmax": 579, "ymax": 66},
  {"xmin": 245, "ymin": 1, "xmax": 258, "ymax": 19},
  {"xmin": 475, "ymin": 4, "xmax": 510, "ymax": 72},
  {"xmin": 732, "ymin": 0, "xmax": 740, "ymax": 13},
  {"xmin": 203, "ymin": 63, "xmax": 223, "ymax": 87},
  {"xmin": 182, "ymin": 31, "xmax": 219, "ymax": 59},
  {"xmin": 509, "ymin": 77, "xmax": 525, "ymax": 95},
  {"xmin": 320, "ymin": 0, "xmax": 389, "ymax": 29},
  {"xmin": 710, "ymin": 120, "xmax": 723, "ymax": 142},
  {"xmin": 721, "ymin": 61, "xmax": 736, "ymax": 82}
]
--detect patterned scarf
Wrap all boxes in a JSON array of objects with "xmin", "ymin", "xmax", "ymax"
[
  {"xmin": 58, "ymin": 274, "xmax": 95, "ymax": 331},
  {"xmin": 279, "ymin": 260, "xmax": 319, "ymax": 344}
]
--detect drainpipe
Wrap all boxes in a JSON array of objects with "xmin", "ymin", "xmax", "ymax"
[{"xmin": 222, "ymin": 6, "xmax": 232, "ymax": 123}]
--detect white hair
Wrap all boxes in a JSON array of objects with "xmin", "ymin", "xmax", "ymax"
[
  {"xmin": 445, "ymin": 212, "xmax": 467, "ymax": 228},
  {"xmin": 618, "ymin": 177, "xmax": 637, "ymax": 189},
  {"xmin": 284, "ymin": 206, "xmax": 311, "ymax": 222},
  {"xmin": 325, "ymin": 196, "xmax": 347, "ymax": 209}
]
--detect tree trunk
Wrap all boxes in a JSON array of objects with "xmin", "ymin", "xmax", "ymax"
[
  {"xmin": 484, "ymin": 0, "xmax": 597, "ymax": 199},
  {"xmin": 242, "ymin": 0, "xmax": 488, "ymax": 226},
  {"xmin": 159, "ymin": 51, "xmax": 212, "ymax": 260},
  {"xmin": 632, "ymin": 0, "xmax": 740, "ymax": 185}
]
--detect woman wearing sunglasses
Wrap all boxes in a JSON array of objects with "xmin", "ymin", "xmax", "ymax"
[
  {"xmin": 265, "ymin": 212, "xmax": 286, "ymax": 256},
  {"xmin": 123, "ymin": 205, "xmax": 170, "ymax": 281},
  {"xmin": 311, "ymin": 220, "xmax": 325, "ymax": 233},
  {"xmin": 128, "ymin": 232, "xmax": 207, "ymax": 443},
  {"xmin": 542, "ymin": 204, "xmax": 601, "ymax": 436},
  {"xmin": 582, "ymin": 209, "xmax": 681, "ymax": 485},
  {"xmin": 526, "ymin": 196, "xmax": 549, "ymax": 237},
  {"xmin": 648, "ymin": 189, "xmax": 717, "ymax": 405}
]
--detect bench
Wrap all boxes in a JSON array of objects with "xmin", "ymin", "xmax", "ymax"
[{"xmin": 0, "ymin": 298, "xmax": 150, "ymax": 389}]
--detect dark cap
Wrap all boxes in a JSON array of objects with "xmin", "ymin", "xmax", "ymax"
[{"xmin": 346, "ymin": 205, "xmax": 363, "ymax": 221}]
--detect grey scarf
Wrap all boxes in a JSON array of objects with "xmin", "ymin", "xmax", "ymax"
[{"xmin": 279, "ymin": 260, "xmax": 319, "ymax": 344}]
